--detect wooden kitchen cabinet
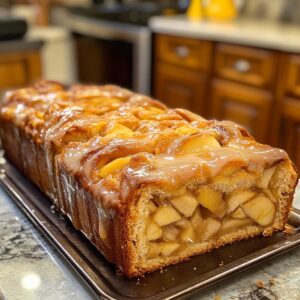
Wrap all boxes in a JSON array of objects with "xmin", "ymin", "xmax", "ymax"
[
  {"xmin": 285, "ymin": 54, "xmax": 300, "ymax": 98},
  {"xmin": 156, "ymin": 34, "xmax": 212, "ymax": 72},
  {"xmin": 154, "ymin": 34, "xmax": 212, "ymax": 116},
  {"xmin": 211, "ymin": 79, "xmax": 272, "ymax": 143},
  {"xmin": 0, "ymin": 50, "xmax": 42, "ymax": 89},
  {"xmin": 154, "ymin": 62, "xmax": 208, "ymax": 115},
  {"xmin": 281, "ymin": 98, "xmax": 300, "ymax": 169},
  {"xmin": 152, "ymin": 33, "xmax": 300, "ymax": 170},
  {"xmin": 214, "ymin": 44, "xmax": 278, "ymax": 89}
]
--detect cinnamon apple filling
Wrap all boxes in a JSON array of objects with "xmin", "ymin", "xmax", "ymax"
[{"xmin": 145, "ymin": 165, "xmax": 279, "ymax": 259}]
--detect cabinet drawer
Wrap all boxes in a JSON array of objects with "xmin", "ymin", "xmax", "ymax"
[
  {"xmin": 155, "ymin": 34, "xmax": 212, "ymax": 72},
  {"xmin": 154, "ymin": 62, "xmax": 208, "ymax": 115},
  {"xmin": 211, "ymin": 79, "xmax": 273, "ymax": 143},
  {"xmin": 285, "ymin": 55, "xmax": 300, "ymax": 98},
  {"xmin": 214, "ymin": 44, "xmax": 277, "ymax": 88}
]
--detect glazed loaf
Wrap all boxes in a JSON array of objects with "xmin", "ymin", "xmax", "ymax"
[{"xmin": 0, "ymin": 81, "xmax": 297, "ymax": 277}]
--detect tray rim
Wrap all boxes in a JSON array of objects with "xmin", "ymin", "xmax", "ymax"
[{"xmin": 0, "ymin": 161, "xmax": 300, "ymax": 300}]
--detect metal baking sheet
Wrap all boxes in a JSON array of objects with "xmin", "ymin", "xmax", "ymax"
[{"xmin": 0, "ymin": 160, "xmax": 299, "ymax": 300}]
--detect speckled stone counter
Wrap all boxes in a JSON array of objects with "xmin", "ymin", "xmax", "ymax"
[{"xmin": 0, "ymin": 185, "xmax": 299, "ymax": 299}]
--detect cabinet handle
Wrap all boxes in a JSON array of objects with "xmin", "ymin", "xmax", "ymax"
[
  {"xmin": 234, "ymin": 59, "xmax": 251, "ymax": 73},
  {"xmin": 174, "ymin": 46, "xmax": 190, "ymax": 58}
]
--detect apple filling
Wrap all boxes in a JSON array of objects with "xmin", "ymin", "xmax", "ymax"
[{"xmin": 145, "ymin": 166, "xmax": 278, "ymax": 259}]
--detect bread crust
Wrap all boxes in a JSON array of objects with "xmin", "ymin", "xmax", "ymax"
[{"xmin": 0, "ymin": 81, "xmax": 297, "ymax": 277}]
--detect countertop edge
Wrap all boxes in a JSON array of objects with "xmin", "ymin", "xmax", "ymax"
[{"xmin": 149, "ymin": 16, "xmax": 300, "ymax": 53}]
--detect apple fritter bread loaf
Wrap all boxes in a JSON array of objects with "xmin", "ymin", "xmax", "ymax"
[{"xmin": 0, "ymin": 81, "xmax": 297, "ymax": 277}]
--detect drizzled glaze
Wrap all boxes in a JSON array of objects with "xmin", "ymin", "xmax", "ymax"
[{"xmin": 0, "ymin": 81, "xmax": 289, "ymax": 211}]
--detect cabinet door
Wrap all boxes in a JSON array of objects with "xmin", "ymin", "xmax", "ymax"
[
  {"xmin": 285, "ymin": 54, "xmax": 300, "ymax": 98},
  {"xmin": 0, "ymin": 51, "xmax": 41, "ymax": 89},
  {"xmin": 281, "ymin": 97, "xmax": 300, "ymax": 171},
  {"xmin": 154, "ymin": 62, "xmax": 208, "ymax": 116},
  {"xmin": 211, "ymin": 79, "xmax": 273, "ymax": 143}
]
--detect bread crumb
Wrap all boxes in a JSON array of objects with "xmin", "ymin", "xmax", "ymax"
[
  {"xmin": 284, "ymin": 224, "xmax": 296, "ymax": 235},
  {"xmin": 219, "ymin": 260, "xmax": 224, "ymax": 266},
  {"xmin": 214, "ymin": 295, "xmax": 221, "ymax": 300},
  {"xmin": 256, "ymin": 280, "xmax": 264, "ymax": 288},
  {"xmin": 193, "ymin": 267, "xmax": 197, "ymax": 271}
]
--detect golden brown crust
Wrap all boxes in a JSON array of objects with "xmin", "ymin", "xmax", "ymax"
[{"xmin": 0, "ymin": 81, "xmax": 297, "ymax": 278}]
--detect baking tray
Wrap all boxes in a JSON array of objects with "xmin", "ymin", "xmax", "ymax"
[{"xmin": 0, "ymin": 159, "xmax": 299, "ymax": 300}]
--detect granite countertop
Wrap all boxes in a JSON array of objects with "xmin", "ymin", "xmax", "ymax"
[
  {"xmin": 150, "ymin": 16, "xmax": 300, "ymax": 53},
  {"xmin": 0, "ymin": 182, "xmax": 299, "ymax": 299}
]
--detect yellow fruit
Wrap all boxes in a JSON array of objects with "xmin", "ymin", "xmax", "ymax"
[
  {"xmin": 231, "ymin": 207, "xmax": 247, "ymax": 219},
  {"xmin": 219, "ymin": 165, "xmax": 239, "ymax": 176},
  {"xmin": 263, "ymin": 188, "xmax": 277, "ymax": 203},
  {"xmin": 201, "ymin": 217, "xmax": 221, "ymax": 241},
  {"xmin": 99, "ymin": 156, "xmax": 131, "ymax": 177},
  {"xmin": 106, "ymin": 123, "xmax": 133, "ymax": 137},
  {"xmin": 161, "ymin": 242, "xmax": 180, "ymax": 256},
  {"xmin": 220, "ymin": 218, "xmax": 253, "ymax": 233},
  {"xmin": 181, "ymin": 225, "xmax": 195, "ymax": 243},
  {"xmin": 99, "ymin": 220, "xmax": 107, "ymax": 240},
  {"xmin": 146, "ymin": 222, "xmax": 163, "ymax": 241},
  {"xmin": 191, "ymin": 208, "xmax": 203, "ymax": 229},
  {"xmin": 241, "ymin": 195, "xmax": 276, "ymax": 226},
  {"xmin": 226, "ymin": 190, "xmax": 256, "ymax": 213},
  {"xmin": 148, "ymin": 242, "xmax": 180, "ymax": 258},
  {"xmin": 175, "ymin": 126, "xmax": 198, "ymax": 135},
  {"xmin": 147, "ymin": 243, "xmax": 161, "ymax": 259},
  {"xmin": 171, "ymin": 195, "xmax": 198, "ymax": 217},
  {"xmin": 153, "ymin": 206, "xmax": 181, "ymax": 226},
  {"xmin": 147, "ymin": 200, "xmax": 158, "ymax": 214},
  {"xmin": 148, "ymin": 106, "xmax": 164, "ymax": 114},
  {"xmin": 257, "ymin": 167, "xmax": 276, "ymax": 189},
  {"xmin": 178, "ymin": 135, "xmax": 221, "ymax": 154},
  {"xmin": 162, "ymin": 226, "xmax": 180, "ymax": 242},
  {"xmin": 174, "ymin": 218, "xmax": 192, "ymax": 229},
  {"xmin": 197, "ymin": 187, "xmax": 225, "ymax": 218}
]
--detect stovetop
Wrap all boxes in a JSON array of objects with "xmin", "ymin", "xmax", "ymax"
[{"xmin": 69, "ymin": 1, "xmax": 186, "ymax": 27}]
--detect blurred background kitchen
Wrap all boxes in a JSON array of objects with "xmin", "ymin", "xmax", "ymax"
[{"xmin": 0, "ymin": 0, "xmax": 300, "ymax": 171}]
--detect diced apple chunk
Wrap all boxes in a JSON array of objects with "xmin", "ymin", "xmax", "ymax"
[
  {"xmin": 161, "ymin": 243, "xmax": 180, "ymax": 256},
  {"xmin": 153, "ymin": 206, "xmax": 181, "ymax": 226},
  {"xmin": 148, "ymin": 242, "xmax": 180, "ymax": 258},
  {"xmin": 147, "ymin": 200, "xmax": 157, "ymax": 214},
  {"xmin": 171, "ymin": 195, "xmax": 198, "ymax": 217},
  {"xmin": 107, "ymin": 123, "xmax": 133, "ymax": 137},
  {"xmin": 226, "ymin": 190, "xmax": 256, "ymax": 213},
  {"xmin": 147, "ymin": 243, "xmax": 161, "ymax": 259},
  {"xmin": 257, "ymin": 167, "xmax": 276, "ymax": 189},
  {"xmin": 220, "ymin": 218, "xmax": 253, "ymax": 233},
  {"xmin": 99, "ymin": 220, "xmax": 107, "ymax": 240},
  {"xmin": 219, "ymin": 165, "xmax": 239, "ymax": 176},
  {"xmin": 175, "ymin": 126, "xmax": 198, "ymax": 135},
  {"xmin": 241, "ymin": 195, "xmax": 276, "ymax": 226},
  {"xmin": 191, "ymin": 208, "xmax": 203, "ymax": 229},
  {"xmin": 175, "ymin": 218, "xmax": 192, "ymax": 229},
  {"xmin": 180, "ymin": 225, "xmax": 195, "ymax": 243},
  {"xmin": 146, "ymin": 222, "xmax": 163, "ymax": 241},
  {"xmin": 263, "ymin": 189, "xmax": 277, "ymax": 203},
  {"xmin": 197, "ymin": 188, "xmax": 225, "ymax": 218},
  {"xmin": 99, "ymin": 157, "xmax": 131, "ymax": 177},
  {"xmin": 231, "ymin": 207, "xmax": 247, "ymax": 219},
  {"xmin": 201, "ymin": 217, "xmax": 221, "ymax": 241},
  {"xmin": 162, "ymin": 226, "xmax": 180, "ymax": 242},
  {"xmin": 178, "ymin": 135, "xmax": 221, "ymax": 154}
]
